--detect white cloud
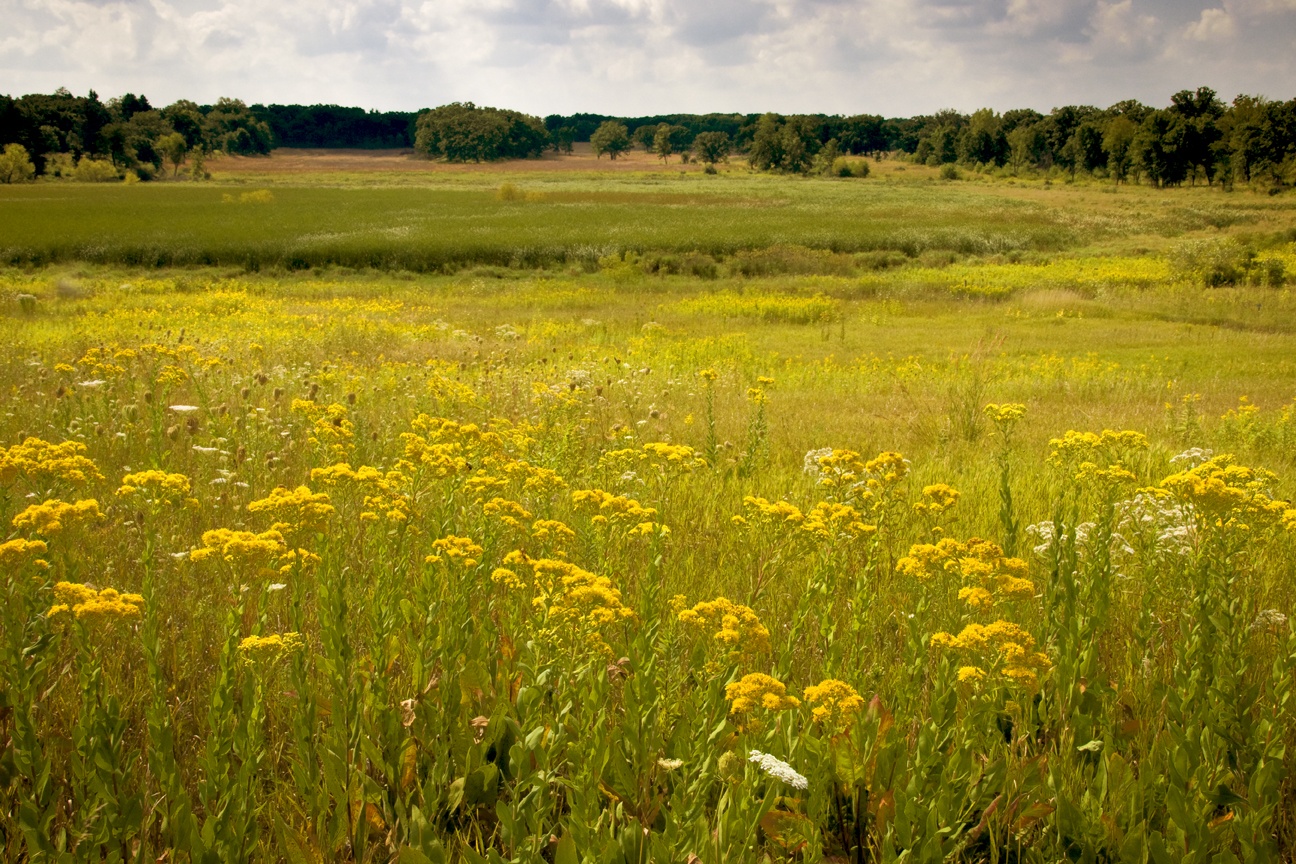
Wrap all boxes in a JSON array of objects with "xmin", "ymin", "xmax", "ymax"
[
  {"xmin": 0, "ymin": 0, "xmax": 1292, "ymax": 116},
  {"xmin": 1184, "ymin": 6, "xmax": 1235, "ymax": 39}
]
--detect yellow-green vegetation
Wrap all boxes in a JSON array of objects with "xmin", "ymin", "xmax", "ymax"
[{"xmin": 3, "ymin": 173, "xmax": 1296, "ymax": 862}]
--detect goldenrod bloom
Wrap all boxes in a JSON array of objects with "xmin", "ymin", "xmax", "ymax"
[{"xmin": 725, "ymin": 673, "xmax": 800, "ymax": 714}]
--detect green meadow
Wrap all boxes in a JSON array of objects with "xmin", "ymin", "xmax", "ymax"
[{"xmin": 3, "ymin": 161, "xmax": 1296, "ymax": 862}]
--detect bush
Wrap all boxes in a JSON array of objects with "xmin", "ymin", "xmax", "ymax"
[
  {"xmin": 832, "ymin": 158, "xmax": 870, "ymax": 178},
  {"xmin": 940, "ymin": 163, "xmax": 961, "ymax": 181},
  {"xmin": 0, "ymin": 143, "xmax": 36, "ymax": 184},
  {"xmin": 44, "ymin": 153, "xmax": 76, "ymax": 179},
  {"xmin": 1169, "ymin": 239, "xmax": 1255, "ymax": 287},
  {"xmin": 73, "ymin": 157, "xmax": 120, "ymax": 183}
]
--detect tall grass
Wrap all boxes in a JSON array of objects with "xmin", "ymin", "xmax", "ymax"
[{"xmin": 1, "ymin": 265, "xmax": 1296, "ymax": 861}]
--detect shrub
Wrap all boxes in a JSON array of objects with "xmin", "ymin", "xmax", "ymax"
[
  {"xmin": 940, "ymin": 163, "xmax": 961, "ymax": 181},
  {"xmin": 73, "ymin": 157, "xmax": 120, "ymax": 183},
  {"xmin": 0, "ymin": 143, "xmax": 36, "ymax": 184}
]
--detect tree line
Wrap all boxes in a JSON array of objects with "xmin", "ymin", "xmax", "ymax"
[
  {"xmin": 0, "ymin": 89, "xmax": 273, "ymax": 181},
  {"xmin": 2, "ymin": 88, "xmax": 1294, "ymax": 187}
]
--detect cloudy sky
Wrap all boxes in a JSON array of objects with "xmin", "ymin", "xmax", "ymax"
[{"xmin": 3, "ymin": 0, "xmax": 1294, "ymax": 116}]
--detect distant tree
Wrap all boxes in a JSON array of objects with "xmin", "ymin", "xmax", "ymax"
[
  {"xmin": 162, "ymin": 100, "xmax": 207, "ymax": 150},
  {"xmin": 653, "ymin": 124, "xmax": 675, "ymax": 163},
  {"xmin": 590, "ymin": 120, "xmax": 630, "ymax": 160},
  {"xmin": 1169, "ymin": 87, "xmax": 1224, "ymax": 185},
  {"xmin": 158, "ymin": 132, "xmax": 188, "ymax": 177},
  {"xmin": 414, "ymin": 103, "xmax": 548, "ymax": 162},
  {"xmin": 204, "ymin": 98, "xmax": 273, "ymax": 155},
  {"xmin": 693, "ymin": 131, "xmax": 731, "ymax": 165},
  {"xmin": 554, "ymin": 126, "xmax": 576, "ymax": 154},
  {"xmin": 632, "ymin": 125, "xmax": 656, "ymax": 152},
  {"xmin": 1102, "ymin": 116, "xmax": 1137, "ymax": 184},
  {"xmin": 813, "ymin": 137, "xmax": 842, "ymax": 175},
  {"xmin": 0, "ymin": 143, "xmax": 36, "ymax": 183},
  {"xmin": 1007, "ymin": 122, "xmax": 1044, "ymax": 173},
  {"xmin": 652, "ymin": 124, "xmax": 689, "ymax": 163},
  {"xmin": 747, "ymin": 114, "xmax": 784, "ymax": 171},
  {"xmin": 959, "ymin": 108, "xmax": 1005, "ymax": 166},
  {"xmin": 1133, "ymin": 110, "xmax": 1190, "ymax": 186},
  {"xmin": 1072, "ymin": 122, "xmax": 1107, "ymax": 173}
]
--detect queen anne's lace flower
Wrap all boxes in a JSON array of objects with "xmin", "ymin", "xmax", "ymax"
[{"xmin": 748, "ymin": 750, "xmax": 808, "ymax": 789}]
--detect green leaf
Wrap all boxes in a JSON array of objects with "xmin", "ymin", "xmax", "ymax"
[{"xmin": 555, "ymin": 833, "xmax": 578, "ymax": 864}]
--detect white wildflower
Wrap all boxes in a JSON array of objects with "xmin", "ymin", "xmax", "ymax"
[
  {"xmin": 657, "ymin": 758, "xmax": 684, "ymax": 771},
  {"xmin": 748, "ymin": 750, "xmax": 808, "ymax": 790},
  {"xmin": 77, "ymin": 379, "xmax": 107, "ymax": 388},
  {"xmin": 803, "ymin": 447, "xmax": 833, "ymax": 479},
  {"xmin": 169, "ymin": 405, "xmax": 200, "ymax": 413},
  {"xmin": 1250, "ymin": 609, "xmax": 1288, "ymax": 633},
  {"xmin": 1170, "ymin": 447, "xmax": 1213, "ymax": 467}
]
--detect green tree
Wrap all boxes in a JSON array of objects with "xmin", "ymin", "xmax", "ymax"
[
  {"xmin": 158, "ymin": 132, "xmax": 188, "ymax": 177},
  {"xmin": 653, "ymin": 124, "xmax": 675, "ymax": 163},
  {"xmin": 959, "ymin": 108, "xmax": 1005, "ymax": 166},
  {"xmin": 1007, "ymin": 123, "xmax": 1044, "ymax": 173},
  {"xmin": 747, "ymin": 114, "xmax": 784, "ymax": 171},
  {"xmin": 632, "ymin": 125, "xmax": 656, "ymax": 153},
  {"xmin": 1133, "ymin": 110, "xmax": 1190, "ymax": 187},
  {"xmin": 1102, "ymin": 116, "xmax": 1137, "ymax": 184},
  {"xmin": 0, "ymin": 143, "xmax": 36, "ymax": 183},
  {"xmin": 693, "ymin": 131, "xmax": 731, "ymax": 166},
  {"xmin": 414, "ymin": 103, "xmax": 548, "ymax": 162},
  {"xmin": 554, "ymin": 127, "xmax": 576, "ymax": 154},
  {"xmin": 590, "ymin": 121, "xmax": 630, "ymax": 160}
]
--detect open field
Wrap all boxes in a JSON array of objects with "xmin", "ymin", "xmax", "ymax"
[{"xmin": 3, "ymin": 158, "xmax": 1296, "ymax": 862}]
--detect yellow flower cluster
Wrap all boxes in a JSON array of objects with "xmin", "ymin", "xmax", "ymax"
[
  {"xmin": 238, "ymin": 631, "xmax": 305, "ymax": 666},
  {"xmin": 426, "ymin": 535, "xmax": 483, "ymax": 568},
  {"xmin": 495, "ymin": 552, "xmax": 634, "ymax": 655},
  {"xmin": 642, "ymin": 442, "xmax": 707, "ymax": 471},
  {"xmin": 483, "ymin": 497, "xmax": 533, "ymax": 530},
  {"xmin": 1160, "ymin": 454, "xmax": 1290, "ymax": 525},
  {"xmin": 531, "ymin": 518, "xmax": 576, "ymax": 544},
  {"xmin": 896, "ymin": 537, "xmax": 1034, "ymax": 608},
  {"xmin": 1048, "ymin": 429, "xmax": 1148, "ymax": 465},
  {"xmin": 0, "ymin": 537, "xmax": 48, "ymax": 566},
  {"xmin": 292, "ymin": 400, "xmax": 356, "ymax": 457},
  {"xmin": 572, "ymin": 488, "xmax": 659, "ymax": 524},
  {"xmin": 913, "ymin": 484, "xmax": 960, "ymax": 517},
  {"xmin": 725, "ymin": 672, "xmax": 800, "ymax": 714},
  {"xmin": 310, "ymin": 463, "xmax": 411, "ymax": 522},
  {"xmin": 930, "ymin": 620, "xmax": 1051, "ymax": 687},
  {"xmin": 800, "ymin": 501, "xmax": 876, "ymax": 540},
  {"xmin": 190, "ymin": 528, "xmax": 288, "ymax": 570},
  {"xmin": 677, "ymin": 597, "xmax": 771, "ymax": 661},
  {"xmin": 803, "ymin": 679, "xmax": 865, "ymax": 733},
  {"xmin": 0, "ymin": 437, "xmax": 104, "ymax": 486},
  {"xmin": 247, "ymin": 486, "xmax": 335, "ymax": 535},
  {"xmin": 118, "ymin": 470, "xmax": 196, "ymax": 505},
  {"xmin": 983, "ymin": 402, "xmax": 1027, "ymax": 426},
  {"xmin": 13, "ymin": 498, "xmax": 103, "ymax": 535},
  {"xmin": 48, "ymin": 581, "xmax": 144, "ymax": 624}
]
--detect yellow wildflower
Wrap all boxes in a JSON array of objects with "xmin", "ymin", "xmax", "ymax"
[
  {"xmin": 725, "ymin": 673, "xmax": 800, "ymax": 714},
  {"xmin": 426, "ymin": 535, "xmax": 483, "ymax": 568},
  {"xmin": 678, "ymin": 597, "xmax": 771, "ymax": 660},
  {"xmin": 13, "ymin": 499, "xmax": 103, "ymax": 535},
  {"xmin": 48, "ymin": 581, "xmax": 143, "ymax": 624},
  {"xmin": 238, "ymin": 632, "xmax": 305, "ymax": 666},
  {"xmin": 802, "ymin": 679, "xmax": 865, "ymax": 732}
]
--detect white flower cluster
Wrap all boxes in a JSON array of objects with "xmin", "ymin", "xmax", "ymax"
[
  {"xmin": 1250, "ymin": 609, "xmax": 1289, "ymax": 633},
  {"xmin": 1115, "ymin": 492, "xmax": 1195, "ymax": 556},
  {"xmin": 1169, "ymin": 447, "xmax": 1214, "ymax": 467},
  {"xmin": 1025, "ymin": 520, "xmax": 1133, "ymax": 559},
  {"xmin": 748, "ymin": 750, "xmax": 808, "ymax": 789},
  {"xmin": 803, "ymin": 447, "xmax": 834, "ymax": 480}
]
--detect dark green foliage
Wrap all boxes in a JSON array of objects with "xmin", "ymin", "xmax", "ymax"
[{"xmin": 414, "ymin": 103, "xmax": 549, "ymax": 163}]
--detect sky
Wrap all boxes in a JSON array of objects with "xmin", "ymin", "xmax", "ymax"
[{"xmin": 3, "ymin": 0, "xmax": 1294, "ymax": 117}]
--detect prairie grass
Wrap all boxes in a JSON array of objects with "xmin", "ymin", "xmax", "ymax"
[{"xmin": 2, "ymin": 167, "xmax": 1296, "ymax": 862}]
